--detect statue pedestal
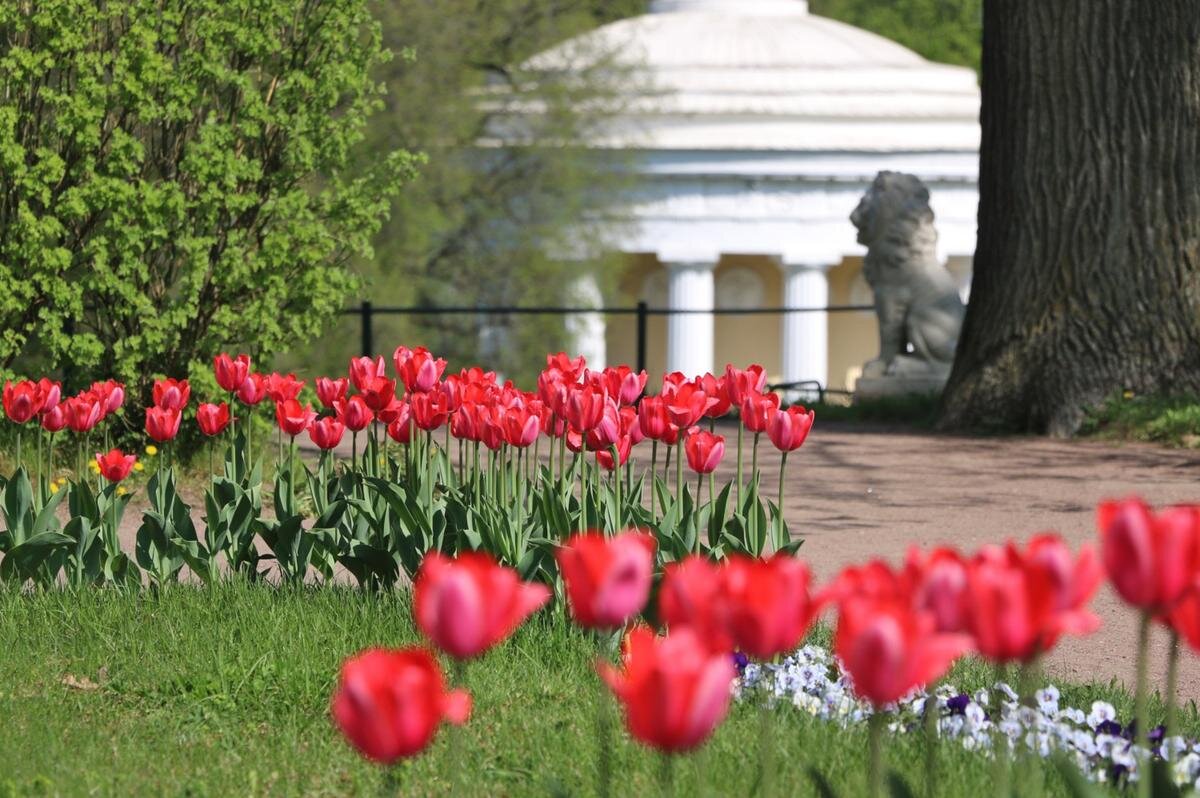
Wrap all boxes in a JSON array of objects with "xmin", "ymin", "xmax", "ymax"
[{"xmin": 854, "ymin": 375, "xmax": 947, "ymax": 401}]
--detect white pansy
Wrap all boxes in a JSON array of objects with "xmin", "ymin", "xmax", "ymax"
[{"xmin": 736, "ymin": 644, "xmax": 1186, "ymax": 786}]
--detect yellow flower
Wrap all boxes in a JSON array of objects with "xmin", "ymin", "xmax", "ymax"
[
  {"xmin": 1123, "ymin": 390, "xmax": 1135, "ymax": 400},
  {"xmin": 116, "ymin": 486, "xmax": 127, "ymax": 496},
  {"xmin": 49, "ymin": 483, "xmax": 60, "ymax": 494},
  {"xmin": 133, "ymin": 462, "xmax": 145, "ymax": 473},
  {"xmin": 88, "ymin": 461, "xmax": 101, "ymax": 473},
  {"xmin": 145, "ymin": 445, "xmax": 158, "ymax": 456},
  {"xmin": 56, "ymin": 477, "xmax": 67, "ymax": 486}
]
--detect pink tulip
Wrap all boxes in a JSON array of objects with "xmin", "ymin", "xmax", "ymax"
[
  {"xmin": 599, "ymin": 626, "xmax": 735, "ymax": 752},
  {"xmin": 414, "ymin": 552, "xmax": 550, "ymax": 659},
  {"xmin": 556, "ymin": 531, "xmax": 656, "ymax": 629},
  {"xmin": 1097, "ymin": 498, "xmax": 1200, "ymax": 614}
]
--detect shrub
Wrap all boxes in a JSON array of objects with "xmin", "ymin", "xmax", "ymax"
[{"xmin": 0, "ymin": 0, "xmax": 418, "ymax": 396}]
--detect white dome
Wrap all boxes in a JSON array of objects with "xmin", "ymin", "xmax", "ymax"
[{"xmin": 520, "ymin": 0, "xmax": 980, "ymax": 152}]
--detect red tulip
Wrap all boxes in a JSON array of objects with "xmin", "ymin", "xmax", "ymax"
[
  {"xmin": 330, "ymin": 647, "xmax": 471, "ymax": 764},
  {"xmin": 264, "ymin": 372, "xmax": 305, "ymax": 403},
  {"xmin": 348, "ymin": 355, "xmax": 387, "ymax": 393},
  {"xmin": 599, "ymin": 626, "xmax": 735, "ymax": 752},
  {"xmin": 336, "ymin": 396, "xmax": 374, "ymax": 433},
  {"xmin": 237, "ymin": 373, "xmax": 269, "ymax": 405},
  {"xmin": 721, "ymin": 554, "xmax": 818, "ymax": 660},
  {"xmin": 64, "ymin": 394, "xmax": 103, "ymax": 433},
  {"xmin": 1098, "ymin": 498, "xmax": 1200, "ymax": 614},
  {"xmin": 603, "ymin": 366, "xmax": 648, "ymax": 406},
  {"xmin": 2, "ymin": 380, "xmax": 41, "ymax": 423},
  {"xmin": 662, "ymin": 382, "xmax": 708, "ymax": 428},
  {"xmin": 565, "ymin": 384, "xmax": 606, "ymax": 433},
  {"xmin": 636, "ymin": 395, "xmax": 670, "ymax": 442},
  {"xmin": 395, "ymin": 346, "xmax": 447, "ymax": 394},
  {"xmin": 275, "ymin": 399, "xmax": 316, "ymax": 438},
  {"xmin": 546, "ymin": 352, "xmax": 586, "ymax": 382},
  {"xmin": 740, "ymin": 391, "xmax": 780, "ymax": 434},
  {"xmin": 964, "ymin": 535, "xmax": 1101, "ymax": 663},
  {"xmin": 196, "ymin": 403, "xmax": 231, "ymax": 437},
  {"xmin": 724, "ymin": 364, "xmax": 767, "ymax": 405},
  {"xmin": 308, "ymin": 416, "xmax": 346, "ymax": 450},
  {"xmin": 766, "ymin": 405, "xmax": 815, "ymax": 452},
  {"xmin": 537, "ymin": 368, "xmax": 570, "ymax": 417},
  {"xmin": 36, "ymin": 378, "xmax": 62, "ymax": 414},
  {"xmin": 685, "ymin": 429, "xmax": 725, "ymax": 474},
  {"xmin": 584, "ymin": 399, "xmax": 621, "ymax": 451},
  {"xmin": 556, "ymin": 531, "xmax": 656, "ymax": 629},
  {"xmin": 357, "ymin": 377, "xmax": 393, "ymax": 413},
  {"xmin": 1167, "ymin": 590, "xmax": 1200, "ymax": 653},
  {"xmin": 41, "ymin": 405, "xmax": 67, "ymax": 433},
  {"xmin": 145, "ymin": 406, "xmax": 182, "ymax": 443},
  {"xmin": 411, "ymin": 391, "xmax": 450, "ymax": 432},
  {"xmin": 595, "ymin": 436, "xmax": 633, "ymax": 471},
  {"xmin": 835, "ymin": 594, "xmax": 971, "ymax": 707},
  {"xmin": 658, "ymin": 555, "xmax": 730, "ymax": 651},
  {"xmin": 414, "ymin": 552, "xmax": 551, "ymax": 659},
  {"xmin": 95, "ymin": 449, "xmax": 137, "ymax": 483},
  {"xmin": 91, "ymin": 380, "xmax": 125, "ymax": 416},
  {"xmin": 377, "ymin": 398, "xmax": 410, "ymax": 426},
  {"xmin": 502, "ymin": 406, "xmax": 541, "ymax": 448},
  {"xmin": 387, "ymin": 415, "xmax": 413, "ymax": 444},
  {"xmin": 152, "ymin": 378, "xmax": 191, "ymax": 411},
  {"xmin": 904, "ymin": 547, "xmax": 971, "ymax": 634},
  {"xmin": 697, "ymin": 373, "xmax": 731, "ymax": 418},
  {"xmin": 316, "ymin": 377, "xmax": 349, "ymax": 409},
  {"xmin": 214, "ymin": 353, "xmax": 251, "ymax": 393}
]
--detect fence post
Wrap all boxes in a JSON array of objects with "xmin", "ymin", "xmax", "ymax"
[
  {"xmin": 360, "ymin": 300, "xmax": 373, "ymax": 357},
  {"xmin": 635, "ymin": 301, "xmax": 648, "ymax": 375}
]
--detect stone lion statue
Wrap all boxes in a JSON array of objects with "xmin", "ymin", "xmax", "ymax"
[{"xmin": 850, "ymin": 171, "xmax": 966, "ymax": 380}]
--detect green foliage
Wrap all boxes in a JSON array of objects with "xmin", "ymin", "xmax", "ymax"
[
  {"xmin": 0, "ymin": 0, "xmax": 417, "ymax": 392},
  {"xmin": 299, "ymin": 0, "xmax": 641, "ymax": 383},
  {"xmin": 1080, "ymin": 392, "xmax": 1200, "ymax": 447},
  {"xmin": 810, "ymin": 0, "xmax": 982, "ymax": 72}
]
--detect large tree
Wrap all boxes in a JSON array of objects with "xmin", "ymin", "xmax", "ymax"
[{"xmin": 939, "ymin": 1, "xmax": 1200, "ymax": 435}]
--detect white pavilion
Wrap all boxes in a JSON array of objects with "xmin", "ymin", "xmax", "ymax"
[{"xmin": 507, "ymin": 0, "xmax": 980, "ymax": 392}]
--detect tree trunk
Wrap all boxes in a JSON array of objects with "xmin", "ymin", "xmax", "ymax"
[{"xmin": 939, "ymin": 1, "xmax": 1200, "ymax": 436}]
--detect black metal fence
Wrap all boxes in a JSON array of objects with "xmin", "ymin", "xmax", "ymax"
[{"xmin": 342, "ymin": 301, "xmax": 875, "ymax": 399}]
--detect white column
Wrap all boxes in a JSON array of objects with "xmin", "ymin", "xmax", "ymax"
[
  {"xmin": 664, "ymin": 260, "xmax": 716, "ymax": 377},
  {"xmin": 567, "ymin": 273, "xmax": 607, "ymax": 370},
  {"xmin": 779, "ymin": 261, "xmax": 830, "ymax": 399}
]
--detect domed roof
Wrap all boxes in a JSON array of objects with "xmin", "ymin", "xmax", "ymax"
[{"xmin": 521, "ymin": 0, "xmax": 980, "ymax": 152}]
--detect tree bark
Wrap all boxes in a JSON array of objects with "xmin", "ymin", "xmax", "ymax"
[{"xmin": 939, "ymin": 1, "xmax": 1200, "ymax": 436}]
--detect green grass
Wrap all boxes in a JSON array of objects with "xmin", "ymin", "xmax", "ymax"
[
  {"xmin": 0, "ymin": 584, "xmax": 1184, "ymax": 797},
  {"xmin": 1080, "ymin": 392, "xmax": 1200, "ymax": 448}
]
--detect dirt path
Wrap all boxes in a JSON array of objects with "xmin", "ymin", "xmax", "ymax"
[{"xmin": 111, "ymin": 423, "xmax": 1200, "ymax": 699}]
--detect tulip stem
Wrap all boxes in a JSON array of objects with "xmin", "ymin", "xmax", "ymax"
[
  {"xmin": 595, "ymin": 631, "xmax": 617, "ymax": 798},
  {"xmin": 657, "ymin": 753, "xmax": 675, "ymax": 797},
  {"xmin": 1167, "ymin": 630, "xmax": 1181, "ymax": 739},
  {"xmin": 649, "ymin": 440, "xmax": 658, "ymax": 521},
  {"xmin": 15, "ymin": 428, "xmax": 22, "ymax": 479},
  {"xmin": 612, "ymin": 445, "xmax": 622, "ymax": 523},
  {"xmin": 991, "ymin": 663, "xmax": 1010, "ymax": 798},
  {"xmin": 1135, "ymin": 612, "xmax": 1151, "ymax": 798},
  {"xmin": 675, "ymin": 440, "xmax": 683, "ymax": 501},
  {"xmin": 736, "ymin": 422, "xmax": 743, "ymax": 507},
  {"xmin": 868, "ymin": 711, "xmax": 885, "ymax": 798},
  {"xmin": 757, "ymin": 689, "xmax": 777, "ymax": 798},
  {"xmin": 923, "ymin": 681, "xmax": 938, "ymax": 798}
]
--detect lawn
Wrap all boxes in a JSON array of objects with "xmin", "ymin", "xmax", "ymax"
[{"xmin": 0, "ymin": 584, "xmax": 1178, "ymax": 797}]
